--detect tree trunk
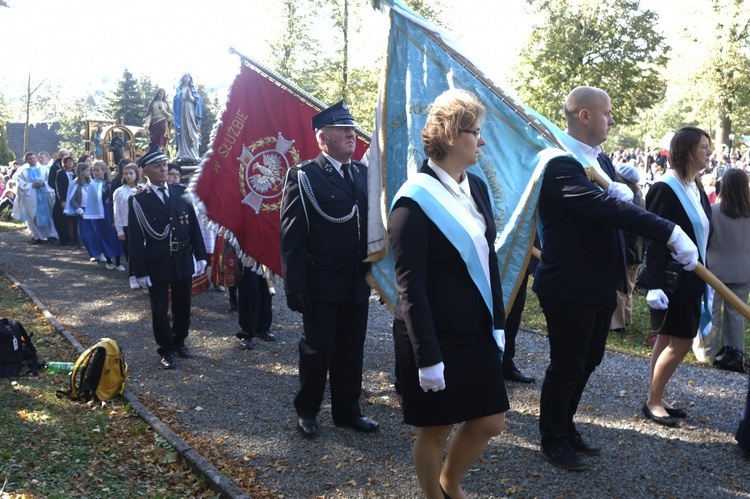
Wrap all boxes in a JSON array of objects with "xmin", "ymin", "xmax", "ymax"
[
  {"xmin": 23, "ymin": 73, "xmax": 30, "ymax": 154},
  {"xmin": 341, "ymin": 0, "xmax": 349, "ymax": 102},
  {"xmin": 715, "ymin": 99, "xmax": 732, "ymax": 153}
]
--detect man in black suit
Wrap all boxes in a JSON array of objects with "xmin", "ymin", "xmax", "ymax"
[
  {"xmin": 127, "ymin": 147, "xmax": 207, "ymax": 369},
  {"xmin": 534, "ymin": 86, "xmax": 699, "ymax": 471},
  {"xmin": 280, "ymin": 101, "xmax": 378, "ymax": 438},
  {"xmin": 53, "ymin": 155, "xmax": 75, "ymax": 246}
]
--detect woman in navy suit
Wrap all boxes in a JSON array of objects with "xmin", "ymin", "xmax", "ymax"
[
  {"xmin": 389, "ymin": 89, "xmax": 508, "ymax": 499},
  {"xmin": 642, "ymin": 127, "xmax": 713, "ymax": 427}
]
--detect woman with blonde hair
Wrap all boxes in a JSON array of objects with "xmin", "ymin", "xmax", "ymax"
[{"xmin": 389, "ymin": 89, "xmax": 508, "ymax": 498}]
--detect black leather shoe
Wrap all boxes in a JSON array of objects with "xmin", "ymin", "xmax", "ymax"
[
  {"xmin": 334, "ymin": 416, "xmax": 380, "ymax": 433},
  {"xmin": 160, "ymin": 354, "xmax": 175, "ymax": 370},
  {"xmin": 297, "ymin": 417, "xmax": 319, "ymax": 438},
  {"xmin": 665, "ymin": 406, "xmax": 687, "ymax": 418},
  {"xmin": 642, "ymin": 403, "xmax": 677, "ymax": 427},
  {"xmin": 255, "ymin": 331, "xmax": 277, "ymax": 342},
  {"xmin": 540, "ymin": 444, "xmax": 590, "ymax": 471},
  {"xmin": 568, "ymin": 431, "xmax": 601, "ymax": 456},
  {"xmin": 238, "ymin": 337, "xmax": 254, "ymax": 350},
  {"xmin": 504, "ymin": 367, "xmax": 535, "ymax": 384},
  {"xmin": 175, "ymin": 346, "xmax": 193, "ymax": 358}
]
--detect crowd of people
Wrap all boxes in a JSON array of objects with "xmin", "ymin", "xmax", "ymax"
[{"xmin": 3, "ymin": 87, "xmax": 750, "ymax": 498}]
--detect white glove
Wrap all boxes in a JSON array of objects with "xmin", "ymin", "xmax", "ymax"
[
  {"xmin": 194, "ymin": 259, "xmax": 207, "ymax": 275},
  {"xmin": 646, "ymin": 289, "xmax": 669, "ymax": 310},
  {"xmin": 136, "ymin": 276, "xmax": 152, "ymax": 288},
  {"xmin": 493, "ymin": 329, "xmax": 506, "ymax": 352},
  {"xmin": 607, "ymin": 182, "xmax": 634, "ymax": 202},
  {"xmin": 75, "ymin": 208, "xmax": 84, "ymax": 215},
  {"xmin": 418, "ymin": 362, "xmax": 446, "ymax": 392},
  {"xmin": 667, "ymin": 226, "xmax": 699, "ymax": 271}
]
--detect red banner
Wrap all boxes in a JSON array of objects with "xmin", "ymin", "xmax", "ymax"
[{"xmin": 195, "ymin": 63, "xmax": 368, "ymax": 276}]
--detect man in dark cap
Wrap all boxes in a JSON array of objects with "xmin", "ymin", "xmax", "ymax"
[
  {"xmin": 280, "ymin": 101, "xmax": 378, "ymax": 438},
  {"xmin": 128, "ymin": 147, "xmax": 207, "ymax": 369}
]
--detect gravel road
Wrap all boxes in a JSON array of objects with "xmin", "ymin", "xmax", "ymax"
[{"xmin": 2, "ymin": 225, "xmax": 749, "ymax": 498}]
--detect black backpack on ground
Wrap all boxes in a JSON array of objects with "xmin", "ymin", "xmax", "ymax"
[
  {"xmin": 713, "ymin": 345, "xmax": 750, "ymax": 374},
  {"xmin": 0, "ymin": 318, "xmax": 41, "ymax": 377}
]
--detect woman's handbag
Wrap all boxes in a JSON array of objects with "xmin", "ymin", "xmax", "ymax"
[{"xmin": 635, "ymin": 259, "xmax": 682, "ymax": 295}]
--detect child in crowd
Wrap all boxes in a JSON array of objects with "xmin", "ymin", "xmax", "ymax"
[
  {"xmin": 70, "ymin": 161, "xmax": 123, "ymax": 269},
  {"xmin": 0, "ymin": 178, "xmax": 15, "ymax": 213},
  {"xmin": 113, "ymin": 163, "xmax": 142, "ymax": 288}
]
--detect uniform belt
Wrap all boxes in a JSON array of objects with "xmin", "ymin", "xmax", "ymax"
[{"xmin": 170, "ymin": 239, "xmax": 191, "ymax": 252}]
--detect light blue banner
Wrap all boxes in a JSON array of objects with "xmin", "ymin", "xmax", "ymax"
[{"xmin": 371, "ymin": 0, "xmax": 575, "ymax": 310}]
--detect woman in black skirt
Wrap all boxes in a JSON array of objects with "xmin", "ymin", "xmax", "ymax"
[
  {"xmin": 389, "ymin": 89, "xmax": 508, "ymax": 498},
  {"xmin": 642, "ymin": 127, "xmax": 713, "ymax": 427}
]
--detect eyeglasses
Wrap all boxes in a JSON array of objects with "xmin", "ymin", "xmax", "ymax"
[{"xmin": 462, "ymin": 129, "xmax": 482, "ymax": 140}]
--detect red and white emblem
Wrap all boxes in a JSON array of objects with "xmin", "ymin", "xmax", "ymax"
[{"xmin": 238, "ymin": 133, "xmax": 300, "ymax": 213}]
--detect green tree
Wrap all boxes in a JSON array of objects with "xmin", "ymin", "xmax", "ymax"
[
  {"xmin": 268, "ymin": 0, "xmax": 447, "ymax": 129},
  {"xmin": 108, "ymin": 69, "xmax": 143, "ymax": 126},
  {"xmin": 197, "ymin": 87, "xmax": 219, "ymax": 157},
  {"xmin": 271, "ymin": 0, "xmax": 321, "ymax": 80},
  {"xmin": 613, "ymin": 98, "xmax": 698, "ymax": 151},
  {"xmin": 0, "ymin": 92, "xmax": 13, "ymax": 164},
  {"xmin": 137, "ymin": 75, "xmax": 158, "ymax": 117},
  {"xmin": 513, "ymin": 0, "xmax": 670, "ymax": 127},
  {"xmin": 692, "ymin": 0, "xmax": 750, "ymax": 148}
]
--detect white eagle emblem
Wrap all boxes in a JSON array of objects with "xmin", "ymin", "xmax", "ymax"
[
  {"xmin": 249, "ymin": 153, "xmax": 283, "ymax": 193},
  {"xmin": 239, "ymin": 133, "xmax": 295, "ymax": 213}
]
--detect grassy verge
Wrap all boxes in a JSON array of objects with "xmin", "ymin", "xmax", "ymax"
[
  {"xmin": 0, "ymin": 278, "xmax": 213, "ymax": 498},
  {"xmin": 522, "ymin": 276, "xmax": 750, "ymax": 360}
]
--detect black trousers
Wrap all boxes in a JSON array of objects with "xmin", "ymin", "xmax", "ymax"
[
  {"xmin": 52, "ymin": 201, "xmax": 69, "ymax": 245},
  {"xmin": 538, "ymin": 295, "xmax": 616, "ymax": 447},
  {"xmin": 294, "ymin": 299, "xmax": 368, "ymax": 422},
  {"xmin": 147, "ymin": 277, "xmax": 192, "ymax": 356},
  {"xmin": 236, "ymin": 267, "xmax": 272, "ymax": 338},
  {"xmin": 503, "ymin": 272, "xmax": 529, "ymax": 369}
]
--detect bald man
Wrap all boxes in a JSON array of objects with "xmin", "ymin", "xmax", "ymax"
[{"xmin": 533, "ymin": 87, "xmax": 699, "ymax": 471}]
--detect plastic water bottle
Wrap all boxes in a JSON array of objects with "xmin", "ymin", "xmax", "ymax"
[{"xmin": 45, "ymin": 362, "xmax": 74, "ymax": 374}]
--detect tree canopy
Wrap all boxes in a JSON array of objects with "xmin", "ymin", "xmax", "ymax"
[
  {"xmin": 692, "ymin": 0, "xmax": 750, "ymax": 147},
  {"xmin": 513, "ymin": 0, "xmax": 670, "ymax": 127},
  {"xmin": 107, "ymin": 69, "xmax": 145, "ymax": 126}
]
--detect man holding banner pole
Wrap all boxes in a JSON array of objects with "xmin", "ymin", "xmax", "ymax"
[
  {"xmin": 533, "ymin": 86, "xmax": 699, "ymax": 471},
  {"xmin": 280, "ymin": 101, "xmax": 379, "ymax": 439}
]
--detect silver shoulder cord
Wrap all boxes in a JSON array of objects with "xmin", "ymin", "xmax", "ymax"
[
  {"xmin": 297, "ymin": 170, "xmax": 360, "ymax": 239},
  {"xmin": 132, "ymin": 196, "xmax": 170, "ymax": 242}
]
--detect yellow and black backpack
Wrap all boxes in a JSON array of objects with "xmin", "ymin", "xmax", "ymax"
[{"xmin": 60, "ymin": 338, "xmax": 128, "ymax": 402}]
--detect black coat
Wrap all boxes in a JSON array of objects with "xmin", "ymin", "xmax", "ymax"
[
  {"xmin": 54, "ymin": 170, "xmax": 72, "ymax": 207},
  {"xmin": 280, "ymin": 153, "xmax": 370, "ymax": 303},
  {"xmin": 534, "ymin": 153, "xmax": 674, "ymax": 305},
  {"xmin": 643, "ymin": 180, "xmax": 712, "ymax": 299},
  {"xmin": 127, "ymin": 183, "xmax": 207, "ymax": 282},
  {"xmin": 389, "ymin": 162, "xmax": 505, "ymax": 368}
]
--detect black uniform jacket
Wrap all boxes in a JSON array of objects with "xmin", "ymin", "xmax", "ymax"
[
  {"xmin": 127, "ymin": 183, "xmax": 207, "ymax": 282},
  {"xmin": 280, "ymin": 153, "xmax": 370, "ymax": 303}
]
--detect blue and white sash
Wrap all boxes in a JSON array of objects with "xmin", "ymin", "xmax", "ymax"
[
  {"xmin": 83, "ymin": 180, "xmax": 105, "ymax": 220},
  {"xmin": 63, "ymin": 182, "xmax": 78, "ymax": 216},
  {"xmin": 391, "ymin": 173, "xmax": 493, "ymax": 323},
  {"xmin": 660, "ymin": 174, "xmax": 712, "ymax": 339}
]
